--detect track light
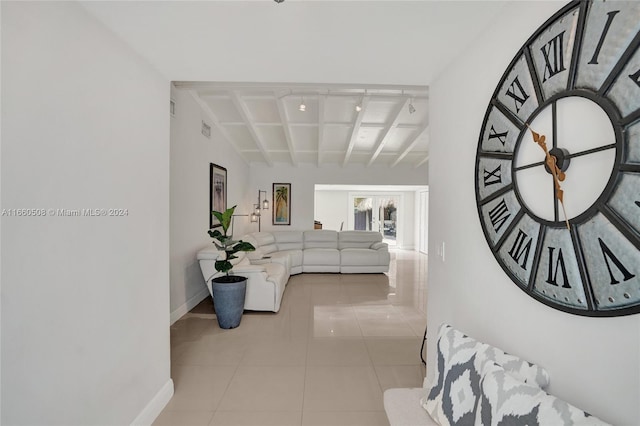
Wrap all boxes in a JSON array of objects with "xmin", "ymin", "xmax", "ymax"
[
  {"xmin": 299, "ymin": 97, "xmax": 306, "ymax": 112},
  {"xmin": 356, "ymin": 90, "xmax": 366, "ymax": 113}
]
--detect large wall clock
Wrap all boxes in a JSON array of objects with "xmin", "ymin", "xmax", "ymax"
[{"xmin": 475, "ymin": 0, "xmax": 640, "ymax": 316}]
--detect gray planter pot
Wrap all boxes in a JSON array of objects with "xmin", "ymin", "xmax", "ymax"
[{"xmin": 211, "ymin": 275, "xmax": 247, "ymax": 329}]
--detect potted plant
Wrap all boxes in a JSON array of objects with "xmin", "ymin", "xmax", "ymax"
[{"xmin": 208, "ymin": 205, "xmax": 255, "ymax": 329}]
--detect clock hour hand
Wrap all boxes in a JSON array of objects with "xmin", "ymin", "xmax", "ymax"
[{"xmin": 527, "ymin": 126, "xmax": 570, "ymax": 230}]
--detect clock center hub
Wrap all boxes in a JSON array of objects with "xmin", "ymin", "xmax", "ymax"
[{"xmin": 545, "ymin": 147, "xmax": 571, "ymax": 174}]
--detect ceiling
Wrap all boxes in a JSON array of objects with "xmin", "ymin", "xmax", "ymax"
[
  {"xmin": 80, "ymin": 1, "xmax": 511, "ymax": 168},
  {"xmin": 174, "ymin": 82, "xmax": 429, "ymax": 167}
]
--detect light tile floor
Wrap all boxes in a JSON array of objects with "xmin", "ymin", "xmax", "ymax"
[{"xmin": 155, "ymin": 250, "xmax": 428, "ymax": 426}]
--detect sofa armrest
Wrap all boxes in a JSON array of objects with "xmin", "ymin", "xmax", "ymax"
[
  {"xmin": 231, "ymin": 264, "xmax": 267, "ymax": 275},
  {"xmin": 370, "ymin": 242, "xmax": 388, "ymax": 250}
]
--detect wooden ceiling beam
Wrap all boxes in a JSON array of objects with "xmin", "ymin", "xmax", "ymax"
[
  {"xmin": 318, "ymin": 95, "xmax": 326, "ymax": 166},
  {"xmin": 275, "ymin": 93, "xmax": 298, "ymax": 166},
  {"xmin": 391, "ymin": 125, "xmax": 429, "ymax": 168},
  {"xmin": 367, "ymin": 98, "xmax": 410, "ymax": 167},
  {"xmin": 189, "ymin": 91, "xmax": 250, "ymax": 164},
  {"xmin": 229, "ymin": 91, "xmax": 274, "ymax": 167},
  {"xmin": 343, "ymin": 96, "xmax": 371, "ymax": 167},
  {"xmin": 415, "ymin": 154, "xmax": 429, "ymax": 168}
]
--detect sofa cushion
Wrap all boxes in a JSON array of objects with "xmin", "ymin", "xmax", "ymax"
[
  {"xmin": 341, "ymin": 248, "xmax": 384, "ymax": 266},
  {"xmin": 273, "ymin": 231, "xmax": 303, "ymax": 251},
  {"xmin": 244, "ymin": 232, "xmax": 278, "ymax": 257},
  {"xmin": 303, "ymin": 248, "xmax": 340, "ymax": 265},
  {"xmin": 338, "ymin": 230, "xmax": 382, "ymax": 249},
  {"xmin": 242, "ymin": 235, "xmax": 262, "ymax": 260},
  {"xmin": 260, "ymin": 244, "xmax": 278, "ymax": 255},
  {"xmin": 273, "ymin": 249, "xmax": 303, "ymax": 268},
  {"xmin": 477, "ymin": 362, "xmax": 609, "ymax": 425},
  {"xmin": 370, "ymin": 242, "xmax": 387, "ymax": 250},
  {"xmin": 304, "ymin": 230, "xmax": 338, "ymax": 249},
  {"xmin": 421, "ymin": 324, "xmax": 550, "ymax": 426},
  {"xmin": 253, "ymin": 232, "xmax": 276, "ymax": 246}
]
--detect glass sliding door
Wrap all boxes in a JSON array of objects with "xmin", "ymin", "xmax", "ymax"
[
  {"xmin": 353, "ymin": 197, "xmax": 374, "ymax": 231},
  {"xmin": 349, "ymin": 194, "xmax": 401, "ymax": 247},
  {"xmin": 378, "ymin": 197, "xmax": 398, "ymax": 244}
]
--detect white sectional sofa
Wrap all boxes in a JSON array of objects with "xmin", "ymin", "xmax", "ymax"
[
  {"xmin": 243, "ymin": 230, "xmax": 390, "ymax": 275},
  {"xmin": 197, "ymin": 230, "xmax": 390, "ymax": 313}
]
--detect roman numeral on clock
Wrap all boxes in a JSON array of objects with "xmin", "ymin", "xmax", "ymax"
[
  {"xmin": 630, "ymin": 67, "xmax": 640, "ymax": 89},
  {"xmin": 505, "ymin": 76, "xmax": 530, "ymax": 113},
  {"xmin": 546, "ymin": 247, "xmax": 570, "ymax": 288},
  {"xmin": 483, "ymin": 165, "xmax": 502, "ymax": 186},
  {"xmin": 508, "ymin": 229, "xmax": 533, "ymax": 270},
  {"xmin": 488, "ymin": 199, "xmax": 510, "ymax": 233},
  {"xmin": 488, "ymin": 125, "xmax": 508, "ymax": 147},
  {"xmin": 598, "ymin": 238, "xmax": 635, "ymax": 285},
  {"xmin": 541, "ymin": 31, "xmax": 566, "ymax": 82},
  {"xmin": 588, "ymin": 10, "xmax": 620, "ymax": 65}
]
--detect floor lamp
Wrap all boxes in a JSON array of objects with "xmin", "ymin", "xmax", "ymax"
[{"xmin": 250, "ymin": 190, "xmax": 269, "ymax": 231}]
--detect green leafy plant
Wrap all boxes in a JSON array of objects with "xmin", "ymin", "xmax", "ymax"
[{"xmin": 208, "ymin": 205, "xmax": 255, "ymax": 276}]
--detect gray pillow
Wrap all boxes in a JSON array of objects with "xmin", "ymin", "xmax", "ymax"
[
  {"xmin": 421, "ymin": 323, "xmax": 550, "ymax": 425},
  {"xmin": 477, "ymin": 362, "xmax": 609, "ymax": 425}
]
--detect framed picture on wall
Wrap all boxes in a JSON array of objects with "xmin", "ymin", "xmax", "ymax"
[
  {"xmin": 209, "ymin": 163, "xmax": 227, "ymax": 229},
  {"xmin": 272, "ymin": 183, "xmax": 291, "ymax": 226}
]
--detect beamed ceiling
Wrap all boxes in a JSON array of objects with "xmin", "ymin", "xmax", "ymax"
[
  {"xmin": 79, "ymin": 1, "xmax": 510, "ymax": 170},
  {"xmin": 174, "ymin": 82, "xmax": 429, "ymax": 168}
]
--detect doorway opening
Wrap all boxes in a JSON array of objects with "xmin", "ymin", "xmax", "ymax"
[
  {"xmin": 350, "ymin": 194, "xmax": 401, "ymax": 247},
  {"xmin": 314, "ymin": 184, "xmax": 428, "ymax": 251}
]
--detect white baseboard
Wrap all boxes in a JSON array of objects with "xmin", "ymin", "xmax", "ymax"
[
  {"xmin": 131, "ymin": 378, "xmax": 174, "ymax": 426},
  {"xmin": 170, "ymin": 287, "xmax": 210, "ymax": 325}
]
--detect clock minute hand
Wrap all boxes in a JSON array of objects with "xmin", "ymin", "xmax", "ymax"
[{"xmin": 527, "ymin": 126, "xmax": 571, "ymax": 230}]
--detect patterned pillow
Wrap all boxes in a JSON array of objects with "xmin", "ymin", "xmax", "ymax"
[
  {"xmin": 482, "ymin": 344, "xmax": 550, "ymax": 389},
  {"xmin": 421, "ymin": 325, "xmax": 487, "ymax": 425},
  {"xmin": 477, "ymin": 362, "xmax": 610, "ymax": 425},
  {"xmin": 421, "ymin": 324, "xmax": 550, "ymax": 426}
]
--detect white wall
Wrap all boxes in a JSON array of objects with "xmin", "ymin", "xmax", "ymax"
[
  {"xmin": 427, "ymin": 2, "xmax": 640, "ymax": 425},
  {"xmin": 2, "ymin": 3, "xmax": 171, "ymax": 424},
  {"xmin": 315, "ymin": 190, "xmax": 348, "ymax": 232},
  {"xmin": 250, "ymin": 164, "xmax": 428, "ymax": 234},
  {"xmin": 169, "ymin": 88, "xmax": 251, "ymax": 322}
]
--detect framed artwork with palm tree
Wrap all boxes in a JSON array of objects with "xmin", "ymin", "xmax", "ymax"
[{"xmin": 272, "ymin": 183, "xmax": 291, "ymax": 225}]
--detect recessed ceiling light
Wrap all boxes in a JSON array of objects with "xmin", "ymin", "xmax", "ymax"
[
  {"xmin": 299, "ymin": 97, "xmax": 306, "ymax": 112},
  {"xmin": 355, "ymin": 104, "xmax": 362, "ymax": 112}
]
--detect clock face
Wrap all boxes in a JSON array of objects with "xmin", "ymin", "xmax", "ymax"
[{"xmin": 475, "ymin": 0, "xmax": 640, "ymax": 316}]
